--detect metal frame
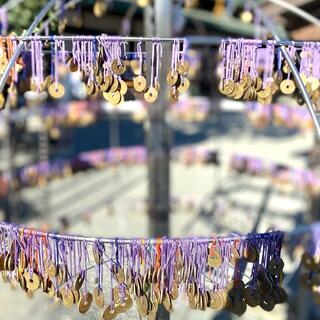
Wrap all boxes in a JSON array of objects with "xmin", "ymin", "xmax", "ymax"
[
  {"xmin": 250, "ymin": 1, "xmax": 320, "ymax": 137},
  {"xmin": 0, "ymin": 0, "xmax": 56, "ymax": 92}
]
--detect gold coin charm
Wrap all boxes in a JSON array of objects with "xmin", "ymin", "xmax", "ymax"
[
  {"xmin": 19, "ymin": 274, "xmax": 27, "ymax": 291},
  {"xmin": 230, "ymin": 247, "xmax": 240, "ymax": 266},
  {"xmin": 280, "ymin": 79, "xmax": 295, "ymax": 95},
  {"xmin": 74, "ymin": 272, "xmax": 85, "ymax": 290},
  {"xmin": 61, "ymin": 287, "xmax": 75, "ymax": 307},
  {"xmin": 103, "ymin": 91, "xmax": 121, "ymax": 105},
  {"xmin": 163, "ymin": 291, "xmax": 173, "ymax": 312},
  {"xmin": 209, "ymin": 291, "xmax": 223, "ymax": 310},
  {"xmin": 46, "ymin": 260, "xmax": 57, "ymax": 278},
  {"xmin": 86, "ymin": 82, "xmax": 95, "ymax": 96},
  {"xmin": 102, "ymin": 304, "xmax": 118, "ymax": 320},
  {"xmin": 108, "ymin": 77, "xmax": 119, "ymax": 93},
  {"xmin": 68, "ymin": 58, "xmax": 78, "ymax": 72},
  {"xmin": 167, "ymin": 70, "xmax": 179, "ymax": 86},
  {"xmin": 177, "ymin": 60, "xmax": 190, "ymax": 75},
  {"xmin": 207, "ymin": 249, "xmax": 222, "ymax": 268},
  {"xmin": 136, "ymin": 295, "xmax": 148, "ymax": 317},
  {"xmin": 243, "ymin": 245, "xmax": 258, "ymax": 263},
  {"xmin": 133, "ymin": 75, "xmax": 147, "ymax": 92},
  {"xmin": 19, "ymin": 252, "xmax": 27, "ymax": 271},
  {"xmin": 78, "ymin": 292, "xmax": 93, "ymax": 313},
  {"xmin": 144, "ymin": 87, "xmax": 158, "ymax": 103},
  {"xmin": 111, "ymin": 60, "xmax": 126, "ymax": 76},
  {"xmin": 171, "ymin": 281, "xmax": 179, "ymax": 300},
  {"xmin": 48, "ymin": 83, "xmax": 65, "ymax": 99},
  {"xmin": 44, "ymin": 75, "xmax": 53, "ymax": 89},
  {"xmin": 119, "ymin": 80, "xmax": 128, "ymax": 95},
  {"xmin": 93, "ymin": 286, "xmax": 105, "ymax": 308},
  {"xmin": 178, "ymin": 77, "xmax": 190, "ymax": 94},
  {"xmin": 25, "ymin": 272, "xmax": 40, "ymax": 292},
  {"xmin": 169, "ymin": 87, "xmax": 179, "ymax": 103}
]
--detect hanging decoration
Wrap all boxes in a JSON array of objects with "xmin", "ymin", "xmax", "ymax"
[
  {"xmin": 0, "ymin": 35, "xmax": 189, "ymax": 108},
  {"xmin": 13, "ymin": 146, "xmax": 219, "ymax": 189},
  {"xmin": 218, "ymin": 39, "xmax": 320, "ymax": 108},
  {"xmin": 299, "ymin": 224, "xmax": 320, "ymax": 304},
  {"xmin": 245, "ymin": 102, "xmax": 313, "ymax": 131},
  {"xmin": 231, "ymin": 154, "xmax": 320, "ymax": 196},
  {"xmin": 0, "ymin": 222, "xmax": 285, "ymax": 317}
]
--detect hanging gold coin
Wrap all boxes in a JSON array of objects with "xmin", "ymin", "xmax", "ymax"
[
  {"xmin": 61, "ymin": 287, "xmax": 75, "ymax": 307},
  {"xmin": 48, "ymin": 83, "xmax": 65, "ymax": 99},
  {"xmin": 177, "ymin": 60, "xmax": 190, "ymax": 75},
  {"xmin": 167, "ymin": 70, "xmax": 179, "ymax": 86},
  {"xmin": 68, "ymin": 58, "xmax": 78, "ymax": 72},
  {"xmin": 24, "ymin": 272, "xmax": 40, "ymax": 292},
  {"xmin": 119, "ymin": 80, "xmax": 128, "ymax": 95},
  {"xmin": 101, "ymin": 304, "xmax": 118, "ymax": 320},
  {"xmin": 93, "ymin": 286, "xmax": 105, "ymax": 308},
  {"xmin": 78, "ymin": 292, "xmax": 93, "ymax": 313},
  {"xmin": 133, "ymin": 75, "xmax": 147, "ymax": 92},
  {"xmin": 280, "ymin": 79, "xmax": 295, "ymax": 95},
  {"xmin": 178, "ymin": 77, "xmax": 190, "ymax": 94},
  {"xmin": 111, "ymin": 60, "xmax": 126, "ymax": 76},
  {"xmin": 144, "ymin": 87, "xmax": 158, "ymax": 103},
  {"xmin": 103, "ymin": 91, "xmax": 121, "ymax": 105}
]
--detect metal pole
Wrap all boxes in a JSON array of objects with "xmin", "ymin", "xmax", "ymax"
[
  {"xmin": 38, "ymin": 123, "xmax": 50, "ymax": 217},
  {"xmin": 147, "ymin": 0, "xmax": 172, "ymax": 237},
  {"xmin": 109, "ymin": 110, "xmax": 119, "ymax": 148},
  {"xmin": 145, "ymin": 1, "xmax": 172, "ymax": 319},
  {"xmin": 2, "ymin": 97, "xmax": 12, "ymax": 221},
  {"xmin": 0, "ymin": 0, "xmax": 56, "ymax": 92}
]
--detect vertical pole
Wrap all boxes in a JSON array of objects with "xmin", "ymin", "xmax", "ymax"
[
  {"xmin": 2, "ymin": 98, "xmax": 12, "ymax": 221},
  {"xmin": 38, "ymin": 124, "xmax": 50, "ymax": 217},
  {"xmin": 109, "ymin": 110, "xmax": 120, "ymax": 148},
  {"xmin": 146, "ymin": 0, "xmax": 172, "ymax": 237},
  {"xmin": 145, "ymin": 1, "xmax": 172, "ymax": 319}
]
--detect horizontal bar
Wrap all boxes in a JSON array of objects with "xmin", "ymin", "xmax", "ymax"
[
  {"xmin": 2, "ymin": 35, "xmax": 314, "ymax": 48},
  {"xmin": 1, "ymin": 35, "xmax": 185, "ymax": 42},
  {"xmin": 0, "ymin": 221, "xmax": 282, "ymax": 245}
]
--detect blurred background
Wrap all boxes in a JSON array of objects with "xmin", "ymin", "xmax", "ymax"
[{"xmin": 0, "ymin": 0, "xmax": 319, "ymax": 319}]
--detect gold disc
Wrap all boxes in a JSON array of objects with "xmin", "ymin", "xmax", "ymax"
[
  {"xmin": 48, "ymin": 83, "xmax": 65, "ymax": 99},
  {"xmin": 93, "ymin": 287, "xmax": 105, "ymax": 308},
  {"xmin": 133, "ymin": 75, "xmax": 147, "ymax": 92},
  {"xmin": 178, "ymin": 77, "xmax": 190, "ymax": 94},
  {"xmin": 78, "ymin": 292, "xmax": 93, "ymax": 313},
  {"xmin": 280, "ymin": 79, "xmax": 295, "ymax": 95},
  {"xmin": 144, "ymin": 87, "xmax": 158, "ymax": 103}
]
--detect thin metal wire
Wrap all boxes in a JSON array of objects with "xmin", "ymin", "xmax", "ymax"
[
  {"xmin": 266, "ymin": 0, "xmax": 320, "ymax": 28},
  {"xmin": 0, "ymin": 0, "xmax": 56, "ymax": 92},
  {"xmin": 0, "ymin": 221, "xmax": 282, "ymax": 245}
]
